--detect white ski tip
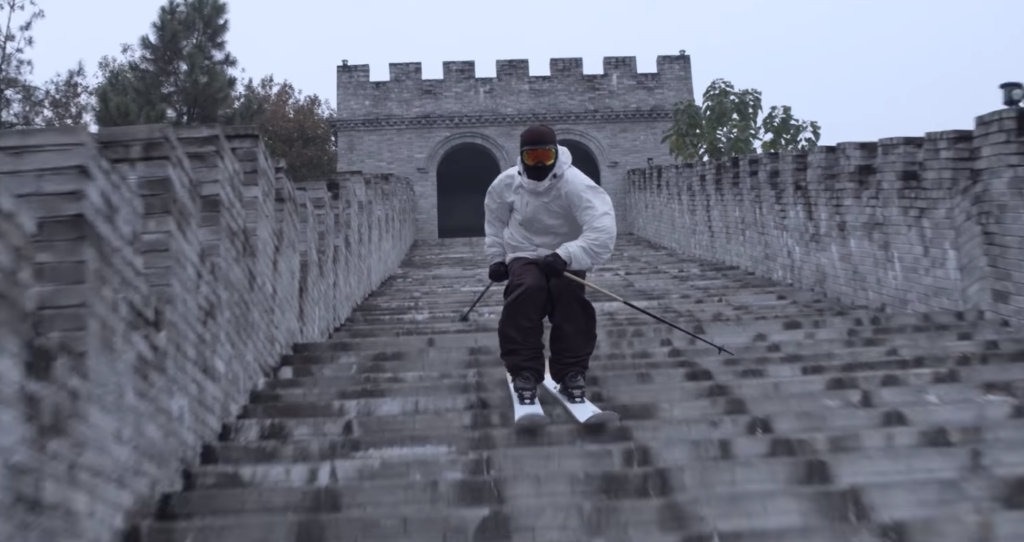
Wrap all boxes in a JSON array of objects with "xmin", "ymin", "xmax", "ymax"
[
  {"xmin": 583, "ymin": 411, "xmax": 620, "ymax": 425},
  {"xmin": 515, "ymin": 413, "xmax": 551, "ymax": 426}
]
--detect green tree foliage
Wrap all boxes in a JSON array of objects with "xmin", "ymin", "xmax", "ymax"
[
  {"xmin": 662, "ymin": 78, "xmax": 821, "ymax": 163},
  {"xmin": 92, "ymin": 0, "xmax": 335, "ymax": 180},
  {"xmin": 93, "ymin": 44, "xmax": 163, "ymax": 126},
  {"xmin": 760, "ymin": 104, "xmax": 822, "ymax": 154},
  {"xmin": 229, "ymin": 74, "xmax": 337, "ymax": 183},
  {"xmin": 36, "ymin": 60, "xmax": 92, "ymax": 126},
  {"xmin": 0, "ymin": 0, "xmax": 44, "ymax": 129},
  {"xmin": 94, "ymin": 0, "xmax": 238, "ymax": 127},
  {"xmin": 1, "ymin": 1, "xmax": 94, "ymax": 128}
]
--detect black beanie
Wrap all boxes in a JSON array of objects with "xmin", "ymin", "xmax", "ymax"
[{"xmin": 520, "ymin": 125, "xmax": 557, "ymax": 148}]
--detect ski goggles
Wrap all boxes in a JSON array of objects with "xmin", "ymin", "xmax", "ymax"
[{"xmin": 520, "ymin": 146, "xmax": 557, "ymax": 167}]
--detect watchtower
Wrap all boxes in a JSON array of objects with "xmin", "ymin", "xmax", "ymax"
[{"xmin": 334, "ymin": 53, "xmax": 694, "ymax": 240}]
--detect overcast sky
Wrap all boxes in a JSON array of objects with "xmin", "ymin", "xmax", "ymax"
[{"xmin": 25, "ymin": 0, "xmax": 1021, "ymax": 145}]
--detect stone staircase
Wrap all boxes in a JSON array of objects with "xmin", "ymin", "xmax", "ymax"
[{"xmin": 136, "ymin": 234, "xmax": 1024, "ymax": 542}]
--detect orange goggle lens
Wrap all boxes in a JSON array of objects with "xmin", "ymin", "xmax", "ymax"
[{"xmin": 521, "ymin": 147, "xmax": 557, "ymax": 167}]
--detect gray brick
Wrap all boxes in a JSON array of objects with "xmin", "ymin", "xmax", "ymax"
[
  {"xmin": 0, "ymin": 123, "xmax": 416, "ymax": 542},
  {"xmin": 627, "ymin": 108, "xmax": 1024, "ymax": 325}
]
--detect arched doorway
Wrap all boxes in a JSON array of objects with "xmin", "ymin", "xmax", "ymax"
[
  {"xmin": 436, "ymin": 142, "xmax": 502, "ymax": 238},
  {"xmin": 561, "ymin": 139, "xmax": 601, "ymax": 185}
]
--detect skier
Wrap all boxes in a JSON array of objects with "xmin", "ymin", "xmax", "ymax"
[{"xmin": 483, "ymin": 124, "xmax": 617, "ymax": 404}]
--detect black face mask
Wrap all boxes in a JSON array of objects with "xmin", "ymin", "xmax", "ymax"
[
  {"xmin": 523, "ymin": 163, "xmax": 555, "ymax": 181},
  {"xmin": 520, "ymin": 145, "xmax": 558, "ymax": 181}
]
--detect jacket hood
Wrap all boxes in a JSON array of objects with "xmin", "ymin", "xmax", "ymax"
[{"xmin": 517, "ymin": 144, "xmax": 573, "ymax": 194}]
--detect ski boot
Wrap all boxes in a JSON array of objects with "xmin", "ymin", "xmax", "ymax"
[
  {"xmin": 512, "ymin": 372, "xmax": 539, "ymax": 405},
  {"xmin": 558, "ymin": 371, "xmax": 586, "ymax": 404}
]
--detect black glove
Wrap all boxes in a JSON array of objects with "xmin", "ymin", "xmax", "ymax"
[
  {"xmin": 540, "ymin": 252, "xmax": 567, "ymax": 278},
  {"xmin": 488, "ymin": 261, "xmax": 509, "ymax": 283}
]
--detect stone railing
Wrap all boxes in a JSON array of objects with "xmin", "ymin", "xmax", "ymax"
[
  {"xmin": 626, "ymin": 108, "xmax": 1024, "ymax": 323},
  {"xmin": 0, "ymin": 124, "xmax": 416, "ymax": 542}
]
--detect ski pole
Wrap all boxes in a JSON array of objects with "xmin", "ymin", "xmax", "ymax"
[
  {"xmin": 562, "ymin": 273, "xmax": 734, "ymax": 355},
  {"xmin": 458, "ymin": 282, "xmax": 494, "ymax": 322}
]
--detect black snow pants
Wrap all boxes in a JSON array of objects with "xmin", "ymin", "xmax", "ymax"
[{"xmin": 498, "ymin": 257, "xmax": 597, "ymax": 384}]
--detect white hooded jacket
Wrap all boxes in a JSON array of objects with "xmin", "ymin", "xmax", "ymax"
[{"xmin": 483, "ymin": 144, "xmax": 617, "ymax": 271}]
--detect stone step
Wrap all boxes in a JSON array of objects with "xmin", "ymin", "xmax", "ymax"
[
  {"xmin": 639, "ymin": 417, "xmax": 1024, "ymax": 467},
  {"xmin": 262, "ymin": 368, "xmax": 485, "ymax": 391},
  {"xmin": 606, "ymin": 329, "xmax": 1018, "ymax": 360},
  {"xmin": 288, "ymin": 319, "xmax": 1004, "ymax": 365},
  {"xmin": 441, "ymin": 307, "xmax": 982, "ymax": 334},
  {"xmin": 378, "ymin": 274, "xmax": 825, "ymax": 292},
  {"xmin": 382, "ymin": 267, "xmax": 819, "ymax": 286},
  {"xmin": 315, "ymin": 314, "xmax": 1008, "ymax": 353},
  {"xmin": 160, "ymin": 475, "xmax": 990, "ymax": 539},
  {"xmin": 136, "ymin": 508, "xmax": 1024, "ymax": 540},
  {"xmin": 352, "ymin": 283, "xmax": 816, "ymax": 309},
  {"xmin": 520, "ymin": 510, "xmax": 1024, "ymax": 542},
  {"xmin": 183, "ymin": 443, "xmax": 1024, "ymax": 503},
  {"xmin": 703, "ymin": 350, "xmax": 1023, "ymax": 381},
  {"xmin": 597, "ymin": 358, "xmax": 1024, "ymax": 403},
  {"xmin": 241, "ymin": 376, "xmax": 1024, "ymax": 432},
  {"xmin": 390, "ymin": 259, "xmax": 775, "ymax": 274},
  {"xmin": 163, "ymin": 479, "xmax": 499, "ymax": 518},
  {"xmin": 262, "ymin": 349, "xmax": 1024, "ymax": 403},
  {"xmin": 352, "ymin": 287, "xmax": 843, "ymax": 311},
  {"xmin": 239, "ymin": 390, "xmax": 509, "ymax": 419},
  {"xmin": 258, "ymin": 362, "xmax": 1024, "ymax": 413},
  {"xmin": 251, "ymin": 378, "xmax": 487, "ymax": 403},
  {"xmin": 352, "ymin": 302, "xmax": 827, "ymax": 321},
  {"xmin": 383, "ymin": 261, "xmax": 764, "ymax": 277},
  {"xmin": 220, "ymin": 394, "xmax": 1018, "ymax": 450},
  {"xmin": 275, "ymin": 335, "xmax": 1024, "ymax": 380},
  {"xmin": 361, "ymin": 277, "xmax": 802, "ymax": 294},
  {"xmin": 186, "ymin": 451, "xmax": 479, "ymax": 491},
  {"xmin": 137, "ymin": 506, "xmax": 492, "ymax": 542},
  {"xmin": 327, "ymin": 305, "xmax": 839, "ymax": 340},
  {"xmin": 359, "ymin": 291, "xmax": 838, "ymax": 315},
  {"xmin": 382, "ymin": 254, "xmax": 782, "ymax": 278},
  {"xmin": 628, "ymin": 396, "xmax": 1019, "ymax": 436},
  {"xmin": 597, "ymin": 382, "xmax": 1023, "ymax": 424},
  {"xmin": 205, "ymin": 410, "xmax": 1024, "ymax": 467},
  {"xmin": 204, "ymin": 429, "xmax": 637, "ymax": 465},
  {"xmin": 474, "ymin": 479, "xmax": 995, "ymax": 536},
  {"xmin": 148, "ymin": 467, "xmax": 1024, "ymax": 536},
  {"xmin": 251, "ymin": 361, "xmax": 1024, "ymax": 412},
  {"xmin": 333, "ymin": 293, "xmax": 871, "ymax": 325},
  {"xmin": 729, "ymin": 348, "xmax": 1023, "ymax": 382}
]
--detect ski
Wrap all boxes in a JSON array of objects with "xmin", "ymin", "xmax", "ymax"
[
  {"xmin": 541, "ymin": 372, "xmax": 620, "ymax": 425},
  {"xmin": 507, "ymin": 373, "xmax": 549, "ymax": 426}
]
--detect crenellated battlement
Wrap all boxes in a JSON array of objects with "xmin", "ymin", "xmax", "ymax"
[
  {"xmin": 338, "ymin": 55, "xmax": 688, "ymax": 83},
  {"xmin": 336, "ymin": 54, "xmax": 693, "ymax": 120}
]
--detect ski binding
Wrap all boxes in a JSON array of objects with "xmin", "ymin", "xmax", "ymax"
[
  {"xmin": 561, "ymin": 386, "xmax": 586, "ymax": 404},
  {"xmin": 507, "ymin": 373, "xmax": 549, "ymax": 426},
  {"xmin": 542, "ymin": 372, "xmax": 619, "ymax": 425}
]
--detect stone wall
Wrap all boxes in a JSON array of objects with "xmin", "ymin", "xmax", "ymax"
[
  {"xmin": 0, "ymin": 124, "xmax": 416, "ymax": 542},
  {"xmin": 334, "ymin": 54, "xmax": 694, "ymax": 239},
  {"xmin": 336, "ymin": 121, "xmax": 673, "ymax": 239},
  {"xmin": 626, "ymin": 108, "xmax": 1024, "ymax": 323}
]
